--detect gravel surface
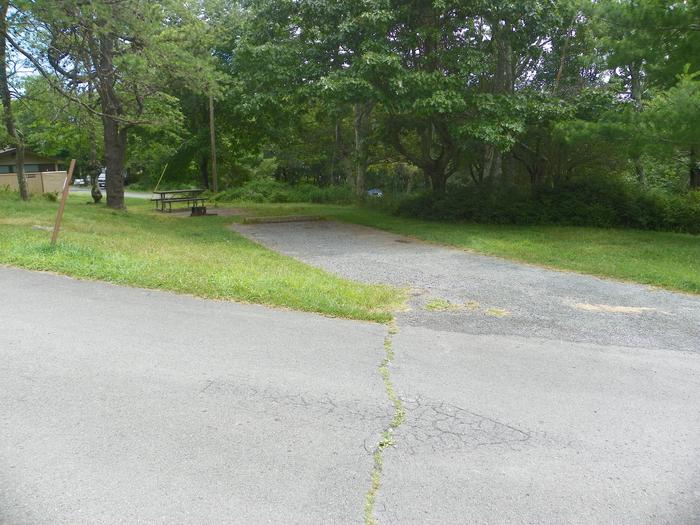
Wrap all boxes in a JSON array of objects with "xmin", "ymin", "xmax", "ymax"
[{"xmin": 231, "ymin": 220, "xmax": 700, "ymax": 353}]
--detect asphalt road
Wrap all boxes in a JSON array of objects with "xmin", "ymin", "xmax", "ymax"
[
  {"xmin": 69, "ymin": 187, "xmax": 152, "ymax": 200},
  {"xmin": 2, "ymin": 219, "xmax": 700, "ymax": 524},
  {"xmin": 0, "ymin": 267, "xmax": 388, "ymax": 524},
  {"xmin": 232, "ymin": 220, "xmax": 700, "ymax": 524}
]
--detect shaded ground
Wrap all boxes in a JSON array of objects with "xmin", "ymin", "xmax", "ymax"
[
  {"xmin": 231, "ymin": 220, "xmax": 700, "ymax": 524},
  {"xmin": 169, "ymin": 206, "xmax": 247, "ymax": 218}
]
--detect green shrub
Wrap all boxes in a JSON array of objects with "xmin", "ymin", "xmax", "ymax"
[
  {"xmin": 288, "ymin": 183, "xmax": 353, "ymax": 204},
  {"xmin": 213, "ymin": 179, "xmax": 353, "ymax": 204},
  {"xmin": 396, "ymin": 177, "xmax": 700, "ymax": 234}
]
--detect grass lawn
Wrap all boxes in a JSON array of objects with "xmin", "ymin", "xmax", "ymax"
[
  {"xmin": 0, "ymin": 193, "xmax": 402, "ymax": 322},
  {"xmin": 232, "ymin": 202, "xmax": 700, "ymax": 295}
]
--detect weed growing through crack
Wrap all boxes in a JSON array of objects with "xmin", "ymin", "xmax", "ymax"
[
  {"xmin": 364, "ymin": 320, "xmax": 404, "ymax": 525},
  {"xmin": 486, "ymin": 307, "xmax": 510, "ymax": 317},
  {"xmin": 425, "ymin": 298, "xmax": 462, "ymax": 311},
  {"xmin": 425, "ymin": 297, "xmax": 511, "ymax": 318}
]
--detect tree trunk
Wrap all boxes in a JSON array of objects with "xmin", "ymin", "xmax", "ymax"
[
  {"xmin": 553, "ymin": 11, "xmax": 578, "ymax": 96},
  {"xmin": 208, "ymin": 92, "xmax": 218, "ymax": 193},
  {"xmin": 629, "ymin": 62, "xmax": 646, "ymax": 187},
  {"xmin": 329, "ymin": 120, "xmax": 338, "ymax": 184},
  {"xmin": 14, "ymin": 142, "xmax": 27, "ymax": 198},
  {"xmin": 427, "ymin": 167, "xmax": 447, "ymax": 193},
  {"xmin": 88, "ymin": 99, "xmax": 102, "ymax": 203},
  {"xmin": 482, "ymin": 22, "xmax": 513, "ymax": 184},
  {"xmin": 0, "ymin": 3, "xmax": 28, "ymax": 200},
  {"xmin": 690, "ymin": 147, "xmax": 700, "ymax": 190},
  {"xmin": 354, "ymin": 101, "xmax": 372, "ymax": 201},
  {"xmin": 633, "ymin": 158, "xmax": 646, "ymax": 187},
  {"xmin": 94, "ymin": 33, "xmax": 127, "ymax": 209},
  {"xmin": 199, "ymin": 153, "xmax": 209, "ymax": 190},
  {"xmin": 482, "ymin": 145, "xmax": 495, "ymax": 183},
  {"xmin": 103, "ymin": 116, "xmax": 126, "ymax": 209}
]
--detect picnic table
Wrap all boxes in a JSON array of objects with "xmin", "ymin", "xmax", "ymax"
[{"xmin": 151, "ymin": 188, "xmax": 207, "ymax": 214}]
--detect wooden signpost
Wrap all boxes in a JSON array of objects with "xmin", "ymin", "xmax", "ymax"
[{"xmin": 50, "ymin": 159, "xmax": 76, "ymax": 246}]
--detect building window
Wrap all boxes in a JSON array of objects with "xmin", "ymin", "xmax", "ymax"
[{"xmin": 0, "ymin": 162, "xmax": 59, "ymax": 173}]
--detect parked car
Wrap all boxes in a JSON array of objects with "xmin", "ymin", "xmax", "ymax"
[
  {"xmin": 97, "ymin": 170, "xmax": 128, "ymax": 189},
  {"xmin": 367, "ymin": 188, "xmax": 384, "ymax": 198},
  {"xmin": 73, "ymin": 177, "xmax": 86, "ymax": 186}
]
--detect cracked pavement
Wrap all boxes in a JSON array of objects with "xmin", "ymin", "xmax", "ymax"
[
  {"xmin": 231, "ymin": 220, "xmax": 700, "ymax": 524},
  {"xmin": 3, "ymin": 217, "xmax": 700, "ymax": 524}
]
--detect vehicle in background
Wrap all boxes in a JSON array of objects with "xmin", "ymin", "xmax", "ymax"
[
  {"xmin": 367, "ymin": 188, "xmax": 384, "ymax": 198},
  {"xmin": 73, "ymin": 177, "xmax": 86, "ymax": 186},
  {"xmin": 97, "ymin": 169, "xmax": 129, "ymax": 189}
]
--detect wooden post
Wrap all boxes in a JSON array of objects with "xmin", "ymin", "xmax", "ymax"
[
  {"xmin": 51, "ymin": 159, "xmax": 76, "ymax": 246},
  {"xmin": 209, "ymin": 92, "xmax": 218, "ymax": 193}
]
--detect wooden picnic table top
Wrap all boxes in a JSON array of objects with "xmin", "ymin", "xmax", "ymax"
[{"xmin": 153, "ymin": 188, "xmax": 205, "ymax": 197}]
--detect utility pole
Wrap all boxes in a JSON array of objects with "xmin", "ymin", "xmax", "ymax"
[{"xmin": 208, "ymin": 92, "xmax": 218, "ymax": 193}]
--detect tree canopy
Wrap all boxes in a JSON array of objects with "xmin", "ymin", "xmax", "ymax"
[{"xmin": 1, "ymin": 0, "xmax": 699, "ymax": 214}]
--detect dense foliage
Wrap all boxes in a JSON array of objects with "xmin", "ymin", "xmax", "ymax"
[
  {"xmin": 397, "ymin": 177, "xmax": 700, "ymax": 233},
  {"xmin": 2, "ymin": 0, "xmax": 699, "ymax": 229}
]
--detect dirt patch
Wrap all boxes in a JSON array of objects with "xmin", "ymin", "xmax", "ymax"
[
  {"xmin": 485, "ymin": 308, "xmax": 510, "ymax": 317},
  {"xmin": 573, "ymin": 303, "xmax": 658, "ymax": 314}
]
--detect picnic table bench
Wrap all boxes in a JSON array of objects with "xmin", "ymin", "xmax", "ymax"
[{"xmin": 151, "ymin": 188, "xmax": 207, "ymax": 214}]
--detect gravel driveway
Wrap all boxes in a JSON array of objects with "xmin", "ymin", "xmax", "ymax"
[
  {"xmin": 231, "ymin": 220, "xmax": 700, "ymax": 524},
  {"xmin": 231, "ymin": 220, "xmax": 700, "ymax": 353}
]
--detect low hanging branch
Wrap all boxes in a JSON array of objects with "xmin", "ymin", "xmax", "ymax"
[{"xmin": 2, "ymin": 29, "xmax": 149, "ymax": 126}]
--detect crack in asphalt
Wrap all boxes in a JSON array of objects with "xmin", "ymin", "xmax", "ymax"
[
  {"xmin": 199, "ymin": 378, "xmax": 392, "ymax": 430},
  {"xmin": 397, "ymin": 396, "xmax": 531, "ymax": 454},
  {"xmin": 364, "ymin": 321, "xmax": 405, "ymax": 525}
]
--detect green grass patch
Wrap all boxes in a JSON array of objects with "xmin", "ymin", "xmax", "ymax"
[
  {"xmin": 232, "ymin": 202, "xmax": 700, "ymax": 295},
  {"xmin": 425, "ymin": 298, "xmax": 463, "ymax": 311},
  {"xmin": 0, "ymin": 193, "xmax": 402, "ymax": 321}
]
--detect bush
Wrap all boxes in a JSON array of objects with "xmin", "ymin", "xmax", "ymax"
[
  {"xmin": 213, "ymin": 179, "xmax": 353, "ymax": 205},
  {"xmin": 287, "ymin": 183, "xmax": 353, "ymax": 204},
  {"xmin": 396, "ymin": 177, "xmax": 700, "ymax": 234}
]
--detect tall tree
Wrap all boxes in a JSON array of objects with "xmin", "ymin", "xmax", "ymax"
[
  {"xmin": 648, "ymin": 71, "xmax": 700, "ymax": 189},
  {"xmin": 0, "ymin": 1, "xmax": 28, "ymax": 200},
  {"xmin": 11, "ymin": 0, "xmax": 218, "ymax": 208}
]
